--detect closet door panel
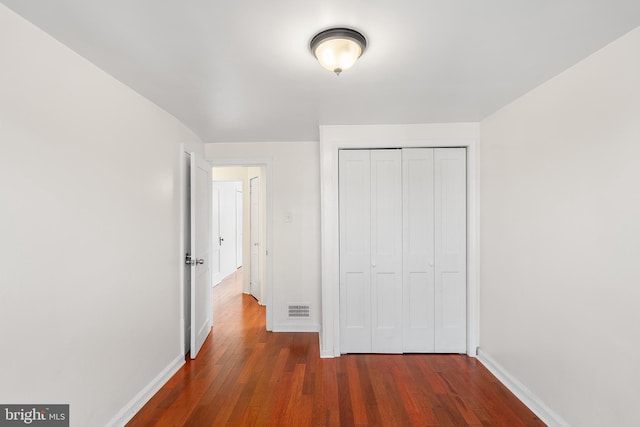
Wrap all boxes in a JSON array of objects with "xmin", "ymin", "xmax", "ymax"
[
  {"xmin": 345, "ymin": 272, "xmax": 366, "ymax": 328},
  {"xmin": 339, "ymin": 150, "xmax": 372, "ymax": 353},
  {"xmin": 402, "ymin": 148, "xmax": 435, "ymax": 352},
  {"xmin": 370, "ymin": 150, "xmax": 403, "ymax": 353},
  {"xmin": 434, "ymin": 148, "xmax": 467, "ymax": 353}
]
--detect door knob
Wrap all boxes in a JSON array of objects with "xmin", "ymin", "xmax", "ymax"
[{"xmin": 185, "ymin": 254, "xmax": 204, "ymax": 266}]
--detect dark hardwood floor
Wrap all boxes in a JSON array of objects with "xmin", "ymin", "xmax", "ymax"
[{"xmin": 127, "ymin": 269, "xmax": 545, "ymax": 426}]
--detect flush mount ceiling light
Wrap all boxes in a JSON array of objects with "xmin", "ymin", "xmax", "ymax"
[{"xmin": 310, "ymin": 27, "xmax": 367, "ymax": 76}]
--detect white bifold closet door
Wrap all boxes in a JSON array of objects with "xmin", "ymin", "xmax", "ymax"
[
  {"xmin": 339, "ymin": 149, "xmax": 403, "ymax": 353},
  {"xmin": 402, "ymin": 148, "xmax": 436, "ymax": 352},
  {"xmin": 339, "ymin": 148, "xmax": 466, "ymax": 354},
  {"xmin": 403, "ymin": 148, "xmax": 467, "ymax": 353}
]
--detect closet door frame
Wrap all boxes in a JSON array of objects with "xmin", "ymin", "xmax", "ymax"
[{"xmin": 320, "ymin": 125, "xmax": 479, "ymax": 358}]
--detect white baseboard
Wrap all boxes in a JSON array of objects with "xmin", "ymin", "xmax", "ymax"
[
  {"xmin": 106, "ymin": 354, "xmax": 185, "ymax": 427},
  {"xmin": 477, "ymin": 350, "xmax": 570, "ymax": 427},
  {"xmin": 319, "ymin": 348, "xmax": 335, "ymax": 358},
  {"xmin": 272, "ymin": 323, "xmax": 320, "ymax": 333}
]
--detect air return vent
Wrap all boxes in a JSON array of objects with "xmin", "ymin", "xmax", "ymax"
[{"xmin": 288, "ymin": 304, "xmax": 310, "ymax": 319}]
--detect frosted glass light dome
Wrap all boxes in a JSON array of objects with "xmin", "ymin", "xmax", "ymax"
[{"xmin": 310, "ymin": 28, "xmax": 367, "ymax": 75}]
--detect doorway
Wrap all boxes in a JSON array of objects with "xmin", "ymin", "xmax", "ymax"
[{"xmin": 210, "ymin": 165, "xmax": 271, "ymax": 329}]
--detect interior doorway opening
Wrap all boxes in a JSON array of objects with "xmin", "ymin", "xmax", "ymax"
[{"xmin": 211, "ymin": 166, "xmax": 269, "ymax": 315}]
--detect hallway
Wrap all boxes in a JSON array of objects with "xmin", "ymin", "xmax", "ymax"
[{"xmin": 127, "ymin": 270, "xmax": 543, "ymax": 426}]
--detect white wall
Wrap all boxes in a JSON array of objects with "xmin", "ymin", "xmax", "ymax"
[
  {"xmin": 206, "ymin": 142, "xmax": 321, "ymax": 331},
  {"xmin": 0, "ymin": 5, "xmax": 202, "ymax": 426},
  {"xmin": 480, "ymin": 26, "xmax": 640, "ymax": 427}
]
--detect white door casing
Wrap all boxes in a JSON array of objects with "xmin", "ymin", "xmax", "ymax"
[
  {"xmin": 190, "ymin": 151, "xmax": 212, "ymax": 359},
  {"xmin": 320, "ymin": 126, "xmax": 478, "ymax": 358},
  {"xmin": 206, "ymin": 159, "xmax": 274, "ymax": 332}
]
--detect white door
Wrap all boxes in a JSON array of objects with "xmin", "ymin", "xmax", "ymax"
[
  {"xmin": 235, "ymin": 188, "xmax": 243, "ymax": 269},
  {"xmin": 339, "ymin": 150, "xmax": 371, "ymax": 352},
  {"xmin": 190, "ymin": 152, "xmax": 212, "ymax": 359},
  {"xmin": 211, "ymin": 185, "xmax": 222, "ymax": 285},
  {"xmin": 370, "ymin": 150, "xmax": 403, "ymax": 353},
  {"xmin": 183, "ymin": 153, "xmax": 192, "ymax": 355},
  {"xmin": 434, "ymin": 148, "xmax": 466, "ymax": 353},
  {"xmin": 215, "ymin": 181, "xmax": 239, "ymax": 279},
  {"xmin": 249, "ymin": 177, "xmax": 261, "ymax": 302},
  {"xmin": 339, "ymin": 150, "xmax": 402, "ymax": 353},
  {"xmin": 402, "ymin": 148, "xmax": 436, "ymax": 352}
]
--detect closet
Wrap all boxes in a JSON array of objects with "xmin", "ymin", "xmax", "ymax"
[{"xmin": 339, "ymin": 148, "xmax": 466, "ymax": 354}]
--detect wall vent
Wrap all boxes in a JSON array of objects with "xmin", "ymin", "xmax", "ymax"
[{"xmin": 288, "ymin": 304, "xmax": 310, "ymax": 318}]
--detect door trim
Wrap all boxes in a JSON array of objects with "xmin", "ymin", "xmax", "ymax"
[
  {"xmin": 206, "ymin": 157, "xmax": 274, "ymax": 332},
  {"xmin": 319, "ymin": 124, "xmax": 480, "ymax": 358}
]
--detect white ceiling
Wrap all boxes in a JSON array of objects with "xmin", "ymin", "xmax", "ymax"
[{"xmin": 3, "ymin": 1, "xmax": 640, "ymax": 142}]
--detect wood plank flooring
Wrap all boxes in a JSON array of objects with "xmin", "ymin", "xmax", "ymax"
[{"xmin": 127, "ymin": 269, "xmax": 545, "ymax": 426}]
